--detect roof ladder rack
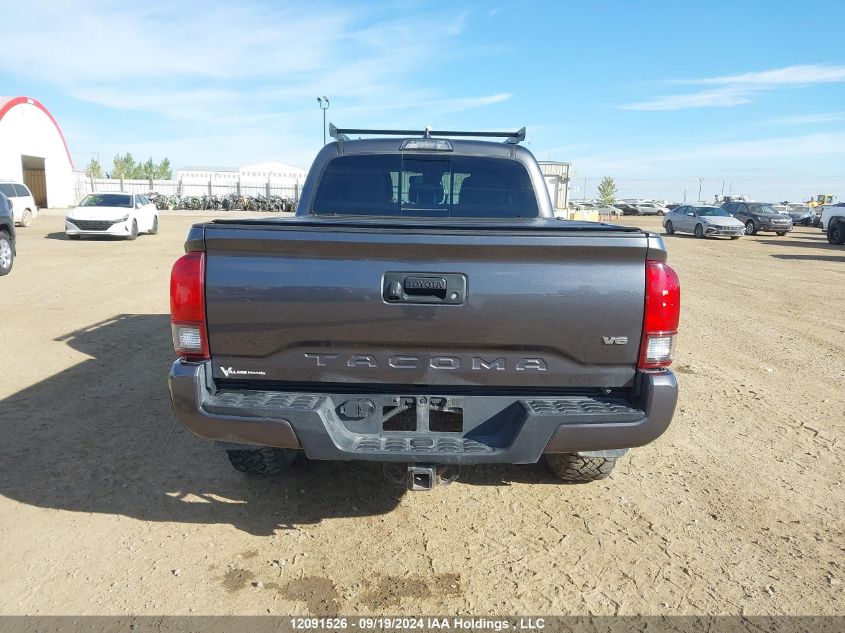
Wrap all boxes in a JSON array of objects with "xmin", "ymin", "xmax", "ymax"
[{"xmin": 329, "ymin": 123, "xmax": 526, "ymax": 144}]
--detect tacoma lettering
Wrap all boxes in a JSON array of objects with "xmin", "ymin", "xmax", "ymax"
[{"xmin": 304, "ymin": 353, "xmax": 547, "ymax": 371}]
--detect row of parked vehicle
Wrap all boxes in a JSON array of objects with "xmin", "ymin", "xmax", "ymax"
[{"xmin": 661, "ymin": 200, "xmax": 845, "ymax": 244}]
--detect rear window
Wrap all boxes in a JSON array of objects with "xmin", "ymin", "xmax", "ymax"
[
  {"xmin": 0, "ymin": 184, "xmax": 15, "ymax": 197},
  {"xmin": 13, "ymin": 184, "xmax": 31, "ymax": 197},
  {"xmin": 312, "ymin": 154, "xmax": 539, "ymax": 218}
]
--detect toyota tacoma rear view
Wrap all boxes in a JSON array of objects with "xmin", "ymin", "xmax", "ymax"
[{"xmin": 167, "ymin": 125, "xmax": 680, "ymax": 490}]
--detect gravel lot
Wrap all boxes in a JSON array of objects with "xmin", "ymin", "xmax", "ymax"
[{"xmin": 0, "ymin": 210, "xmax": 842, "ymax": 616}]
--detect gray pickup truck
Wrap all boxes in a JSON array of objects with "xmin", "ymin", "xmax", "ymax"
[{"xmin": 168, "ymin": 126, "xmax": 680, "ymax": 490}]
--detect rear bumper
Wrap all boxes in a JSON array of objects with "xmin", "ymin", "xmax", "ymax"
[{"xmin": 168, "ymin": 360, "xmax": 678, "ymax": 464}]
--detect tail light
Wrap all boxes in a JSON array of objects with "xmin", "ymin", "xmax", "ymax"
[
  {"xmin": 638, "ymin": 259, "xmax": 680, "ymax": 369},
  {"xmin": 170, "ymin": 251, "xmax": 209, "ymax": 360}
]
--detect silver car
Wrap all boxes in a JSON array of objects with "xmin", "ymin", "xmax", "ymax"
[
  {"xmin": 663, "ymin": 204, "xmax": 745, "ymax": 239},
  {"xmin": 634, "ymin": 201, "xmax": 669, "ymax": 216}
]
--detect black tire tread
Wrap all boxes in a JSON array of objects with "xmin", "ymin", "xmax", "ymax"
[
  {"xmin": 828, "ymin": 220, "xmax": 845, "ymax": 245},
  {"xmin": 544, "ymin": 453, "xmax": 616, "ymax": 483},
  {"xmin": 0, "ymin": 231, "xmax": 12, "ymax": 276},
  {"xmin": 226, "ymin": 448, "xmax": 299, "ymax": 474}
]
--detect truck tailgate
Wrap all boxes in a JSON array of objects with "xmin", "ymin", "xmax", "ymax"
[{"xmin": 203, "ymin": 221, "xmax": 650, "ymax": 390}]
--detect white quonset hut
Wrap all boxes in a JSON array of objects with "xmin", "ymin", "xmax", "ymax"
[{"xmin": 0, "ymin": 96, "xmax": 75, "ymax": 207}]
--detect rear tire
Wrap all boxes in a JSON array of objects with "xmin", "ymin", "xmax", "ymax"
[
  {"xmin": 149, "ymin": 215, "xmax": 159, "ymax": 235},
  {"xmin": 730, "ymin": 236, "xmax": 740, "ymax": 240},
  {"xmin": 0, "ymin": 231, "xmax": 13, "ymax": 276},
  {"xmin": 20, "ymin": 209, "xmax": 32, "ymax": 227},
  {"xmin": 226, "ymin": 448, "xmax": 300, "ymax": 474},
  {"xmin": 664, "ymin": 220, "xmax": 674, "ymax": 235},
  {"xmin": 745, "ymin": 221, "xmax": 757, "ymax": 236},
  {"xmin": 828, "ymin": 221, "xmax": 845, "ymax": 245},
  {"xmin": 544, "ymin": 453, "xmax": 616, "ymax": 483},
  {"xmin": 694, "ymin": 223, "xmax": 704, "ymax": 238},
  {"xmin": 776, "ymin": 231, "xmax": 787, "ymax": 236}
]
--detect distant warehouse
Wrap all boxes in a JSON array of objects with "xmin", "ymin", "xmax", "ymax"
[
  {"xmin": 0, "ymin": 96, "xmax": 75, "ymax": 207},
  {"xmin": 177, "ymin": 161, "xmax": 307, "ymax": 196}
]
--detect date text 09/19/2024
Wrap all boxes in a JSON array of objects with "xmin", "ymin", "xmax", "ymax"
[{"xmin": 289, "ymin": 617, "xmax": 546, "ymax": 630}]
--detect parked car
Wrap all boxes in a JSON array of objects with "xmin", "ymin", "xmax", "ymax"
[
  {"xmin": 0, "ymin": 192, "xmax": 15, "ymax": 275},
  {"xmin": 0, "ymin": 180, "xmax": 38, "ymax": 227},
  {"xmin": 634, "ymin": 202, "xmax": 669, "ymax": 216},
  {"xmin": 65, "ymin": 193, "xmax": 159, "ymax": 240},
  {"xmin": 721, "ymin": 201, "xmax": 793, "ymax": 236},
  {"xmin": 612, "ymin": 202, "xmax": 640, "ymax": 215},
  {"xmin": 785, "ymin": 204, "xmax": 815, "ymax": 226},
  {"xmin": 663, "ymin": 205, "xmax": 744, "ymax": 239},
  {"xmin": 168, "ymin": 126, "xmax": 681, "ymax": 489},
  {"xmin": 820, "ymin": 205, "xmax": 845, "ymax": 245}
]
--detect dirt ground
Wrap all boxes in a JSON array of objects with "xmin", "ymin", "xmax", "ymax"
[{"xmin": 0, "ymin": 210, "xmax": 842, "ymax": 616}]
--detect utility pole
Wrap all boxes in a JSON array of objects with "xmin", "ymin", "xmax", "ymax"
[
  {"xmin": 583, "ymin": 177, "xmax": 587, "ymax": 201},
  {"xmin": 317, "ymin": 96, "xmax": 330, "ymax": 145},
  {"xmin": 683, "ymin": 187, "xmax": 687, "ymax": 202},
  {"xmin": 697, "ymin": 177, "xmax": 704, "ymax": 202}
]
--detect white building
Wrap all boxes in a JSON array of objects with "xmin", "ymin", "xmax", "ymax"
[
  {"xmin": 177, "ymin": 160, "xmax": 307, "ymax": 190},
  {"xmin": 0, "ymin": 96, "xmax": 75, "ymax": 207},
  {"xmin": 538, "ymin": 161, "xmax": 571, "ymax": 212}
]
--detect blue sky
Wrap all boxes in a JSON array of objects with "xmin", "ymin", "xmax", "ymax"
[{"xmin": 2, "ymin": 0, "xmax": 844, "ymax": 201}]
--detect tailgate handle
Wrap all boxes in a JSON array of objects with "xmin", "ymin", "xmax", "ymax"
[
  {"xmin": 383, "ymin": 273, "xmax": 466, "ymax": 305},
  {"xmin": 403, "ymin": 276, "xmax": 447, "ymax": 299}
]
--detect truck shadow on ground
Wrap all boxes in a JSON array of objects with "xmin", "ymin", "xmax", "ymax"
[{"xmin": 0, "ymin": 314, "xmax": 406, "ymax": 535}]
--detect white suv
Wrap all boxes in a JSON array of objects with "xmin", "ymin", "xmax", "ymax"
[
  {"xmin": 820, "ymin": 205, "xmax": 845, "ymax": 245},
  {"xmin": 0, "ymin": 181, "xmax": 38, "ymax": 227}
]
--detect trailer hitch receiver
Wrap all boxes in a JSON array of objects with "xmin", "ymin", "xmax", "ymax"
[{"xmin": 408, "ymin": 464, "xmax": 436, "ymax": 491}]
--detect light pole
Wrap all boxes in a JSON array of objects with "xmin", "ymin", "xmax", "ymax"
[
  {"xmin": 697, "ymin": 177, "xmax": 704, "ymax": 202},
  {"xmin": 317, "ymin": 96, "xmax": 330, "ymax": 145}
]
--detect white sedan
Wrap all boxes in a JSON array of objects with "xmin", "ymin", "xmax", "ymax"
[{"xmin": 66, "ymin": 193, "xmax": 159, "ymax": 240}]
